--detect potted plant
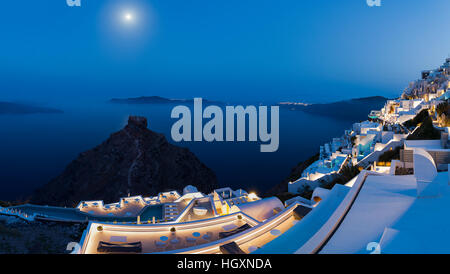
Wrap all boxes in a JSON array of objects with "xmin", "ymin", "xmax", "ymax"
[
  {"xmin": 97, "ymin": 225, "xmax": 103, "ymax": 232},
  {"xmin": 170, "ymin": 227, "xmax": 176, "ymax": 234}
]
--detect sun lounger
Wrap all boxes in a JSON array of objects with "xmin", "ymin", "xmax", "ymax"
[
  {"xmin": 202, "ymin": 232, "xmax": 213, "ymax": 241},
  {"xmin": 193, "ymin": 206, "xmax": 208, "ymax": 216},
  {"xmin": 219, "ymin": 224, "xmax": 251, "ymax": 239},
  {"xmin": 219, "ymin": 241, "xmax": 246, "ymax": 254},
  {"xmin": 97, "ymin": 241, "xmax": 142, "ymax": 253}
]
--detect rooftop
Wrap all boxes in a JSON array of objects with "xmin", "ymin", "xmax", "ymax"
[
  {"xmin": 404, "ymin": 140, "xmax": 444, "ymax": 151},
  {"xmin": 320, "ymin": 171, "xmax": 450, "ymax": 254}
]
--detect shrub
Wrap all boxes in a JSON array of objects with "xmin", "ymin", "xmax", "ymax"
[
  {"xmin": 0, "ymin": 201, "xmax": 11, "ymax": 207},
  {"xmin": 321, "ymin": 165, "xmax": 361, "ymax": 190},
  {"xmin": 395, "ymin": 167, "xmax": 414, "ymax": 175},
  {"xmin": 299, "ymin": 185, "xmax": 314, "ymax": 200},
  {"xmin": 436, "ymin": 101, "xmax": 449, "ymax": 116},
  {"xmin": 407, "ymin": 116, "xmax": 441, "ymax": 140},
  {"xmin": 339, "ymin": 165, "xmax": 360, "ymax": 183},
  {"xmin": 350, "ymin": 136, "xmax": 357, "ymax": 146},
  {"xmin": 403, "ymin": 109, "xmax": 429, "ymax": 129},
  {"xmin": 378, "ymin": 147, "xmax": 401, "ymax": 162}
]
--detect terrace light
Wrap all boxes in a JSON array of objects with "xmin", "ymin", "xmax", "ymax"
[{"xmin": 248, "ymin": 193, "xmax": 258, "ymax": 200}]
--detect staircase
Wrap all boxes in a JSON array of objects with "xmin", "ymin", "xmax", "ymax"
[{"xmin": 164, "ymin": 203, "xmax": 179, "ymax": 222}]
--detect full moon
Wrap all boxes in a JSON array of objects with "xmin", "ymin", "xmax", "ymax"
[{"xmin": 124, "ymin": 12, "xmax": 134, "ymax": 22}]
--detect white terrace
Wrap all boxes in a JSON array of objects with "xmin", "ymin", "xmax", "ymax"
[
  {"xmin": 77, "ymin": 191, "xmax": 181, "ymax": 218},
  {"xmin": 78, "ymin": 196, "xmax": 301, "ymax": 254}
]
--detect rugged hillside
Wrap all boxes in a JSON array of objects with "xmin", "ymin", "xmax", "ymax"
[
  {"xmin": 263, "ymin": 154, "xmax": 319, "ymax": 201},
  {"xmin": 30, "ymin": 116, "xmax": 218, "ymax": 206}
]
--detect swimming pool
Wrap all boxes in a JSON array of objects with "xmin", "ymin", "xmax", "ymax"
[{"xmin": 138, "ymin": 204, "xmax": 163, "ymax": 222}]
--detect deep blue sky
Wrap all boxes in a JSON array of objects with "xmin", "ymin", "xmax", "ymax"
[{"xmin": 1, "ymin": 0, "xmax": 449, "ymax": 105}]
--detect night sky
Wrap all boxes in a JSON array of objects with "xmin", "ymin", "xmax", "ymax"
[{"xmin": 1, "ymin": 0, "xmax": 450, "ymax": 104}]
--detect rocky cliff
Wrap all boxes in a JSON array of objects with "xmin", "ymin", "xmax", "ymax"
[{"xmin": 30, "ymin": 116, "xmax": 218, "ymax": 206}]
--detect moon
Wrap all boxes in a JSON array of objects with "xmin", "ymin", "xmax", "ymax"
[{"xmin": 123, "ymin": 12, "xmax": 134, "ymax": 23}]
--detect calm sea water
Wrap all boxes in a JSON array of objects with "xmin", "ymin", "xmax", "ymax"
[{"xmin": 0, "ymin": 101, "xmax": 352, "ymax": 200}]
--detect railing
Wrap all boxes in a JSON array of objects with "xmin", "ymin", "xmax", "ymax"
[
  {"xmin": 0, "ymin": 206, "xmax": 36, "ymax": 221},
  {"xmin": 172, "ymin": 199, "xmax": 196, "ymax": 223},
  {"xmin": 171, "ymin": 203, "xmax": 298, "ymax": 254}
]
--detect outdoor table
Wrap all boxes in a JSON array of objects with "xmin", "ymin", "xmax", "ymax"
[
  {"xmin": 192, "ymin": 232, "xmax": 201, "ymax": 237},
  {"xmin": 160, "ymin": 236, "xmax": 169, "ymax": 241},
  {"xmin": 202, "ymin": 234, "xmax": 211, "ymax": 240},
  {"xmin": 186, "ymin": 237, "xmax": 196, "ymax": 243},
  {"xmin": 248, "ymin": 246, "xmax": 258, "ymax": 253},
  {"xmin": 155, "ymin": 241, "xmax": 166, "ymax": 247},
  {"xmin": 270, "ymin": 229, "xmax": 281, "ymax": 236}
]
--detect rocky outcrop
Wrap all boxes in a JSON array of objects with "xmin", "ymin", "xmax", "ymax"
[{"xmin": 30, "ymin": 116, "xmax": 218, "ymax": 206}]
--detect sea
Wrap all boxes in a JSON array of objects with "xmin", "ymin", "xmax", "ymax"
[{"xmin": 0, "ymin": 100, "xmax": 354, "ymax": 201}]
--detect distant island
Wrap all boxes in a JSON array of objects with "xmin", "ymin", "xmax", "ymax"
[
  {"xmin": 0, "ymin": 102, "xmax": 63, "ymax": 115},
  {"xmin": 278, "ymin": 96, "xmax": 388, "ymax": 121},
  {"xmin": 109, "ymin": 96, "xmax": 221, "ymax": 105}
]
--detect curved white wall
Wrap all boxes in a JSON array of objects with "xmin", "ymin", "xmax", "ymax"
[
  {"xmin": 237, "ymin": 197, "xmax": 284, "ymax": 222},
  {"xmin": 414, "ymin": 148, "xmax": 437, "ymax": 183}
]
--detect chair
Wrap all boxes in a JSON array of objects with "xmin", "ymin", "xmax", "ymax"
[
  {"xmin": 219, "ymin": 242, "xmax": 246, "ymax": 254},
  {"xmin": 202, "ymin": 232, "xmax": 213, "ymax": 241},
  {"xmin": 97, "ymin": 241, "xmax": 142, "ymax": 253},
  {"xmin": 169, "ymin": 237, "xmax": 181, "ymax": 249},
  {"xmin": 219, "ymin": 224, "xmax": 251, "ymax": 239},
  {"xmin": 293, "ymin": 205, "xmax": 312, "ymax": 220},
  {"xmin": 154, "ymin": 240, "xmax": 167, "ymax": 251},
  {"xmin": 186, "ymin": 237, "xmax": 197, "ymax": 247}
]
